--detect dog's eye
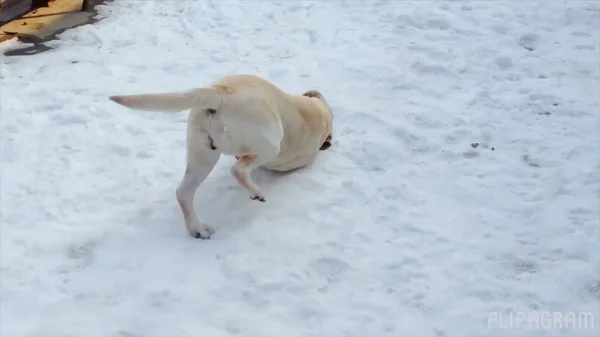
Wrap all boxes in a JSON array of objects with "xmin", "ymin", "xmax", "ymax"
[{"xmin": 206, "ymin": 108, "xmax": 217, "ymax": 115}]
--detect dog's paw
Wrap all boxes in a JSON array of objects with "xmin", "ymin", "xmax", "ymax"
[
  {"xmin": 191, "ymin": 225, "xmax": 215, "ymax": 240},
  {"xmin": 251, "ymin": 195, "xmax": 266, "ymax": 202}
]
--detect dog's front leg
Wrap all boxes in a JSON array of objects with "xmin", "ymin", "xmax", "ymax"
[{"xmin": 176, "ymin": 148, "xmax": 220, "ymax": 239}]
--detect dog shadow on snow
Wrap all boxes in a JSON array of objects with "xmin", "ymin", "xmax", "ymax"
[{"xmin": 129, "ymin": 157, "xmax": 314, "ymax": 241}]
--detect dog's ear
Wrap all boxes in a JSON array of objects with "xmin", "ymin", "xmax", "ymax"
[
  {"xmin": 319, "ymin": 135, "xmax": 332, "ymax": 151},
  {"xmin": 303, "ymin": 90, "xmax": 322, "ymax": 99}
]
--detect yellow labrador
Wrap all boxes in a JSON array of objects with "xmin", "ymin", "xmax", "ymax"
[{"xmin": 109, "ymin": 74, "xmax": 334, "ymax": 239}]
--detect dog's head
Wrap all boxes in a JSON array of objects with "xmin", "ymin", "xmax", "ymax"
[{"xmin": 303, "ymin": 90, "xmax": 334, "ymax": 151}]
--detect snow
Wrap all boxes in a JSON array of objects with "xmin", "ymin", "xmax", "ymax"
[{"xmin": 1, "ymin": 0, "xmax": 599, "ymax": 336}]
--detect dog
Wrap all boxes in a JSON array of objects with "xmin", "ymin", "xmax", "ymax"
[{"xmin": 109, "ymin": 74, "xmax": 334, "ymax": 239}]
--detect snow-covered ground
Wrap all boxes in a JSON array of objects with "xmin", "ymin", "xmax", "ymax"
[{"xmin": 1, "ymin": 1, "xmax": 599, "ymax": 336}]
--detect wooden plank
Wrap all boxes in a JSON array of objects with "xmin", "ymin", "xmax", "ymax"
[{"xmin": 0, "ymin": 0, "xmax": 95, "ymax": 44}]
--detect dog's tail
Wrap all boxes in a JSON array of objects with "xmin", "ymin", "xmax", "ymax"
[{"xmin": 109, "ymin": 87, "xmax": 222, "ymax": 112}]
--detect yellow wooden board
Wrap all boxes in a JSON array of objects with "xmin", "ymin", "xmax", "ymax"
[{"xmin": 0, "ymin": 0, "xmax": 95, "ymax": 43}]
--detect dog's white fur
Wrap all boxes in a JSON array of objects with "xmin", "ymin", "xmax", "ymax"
[{"xmin": 109, "ymin": 74, "xmax": 334, "ymax": 239}]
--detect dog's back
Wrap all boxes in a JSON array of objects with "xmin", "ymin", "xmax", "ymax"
[
  {"xmin": 109, "ymin": 73, "xmax": 333, "ymax": 169},
  {"xmin": 207, "ymin": 74, "xmax": 333, "ymax": 171}
]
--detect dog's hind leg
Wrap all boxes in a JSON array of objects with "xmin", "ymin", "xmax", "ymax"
[
  {"xmin": 176, "ymin": 147, "xmax": 221, "ymax": 239},
  {"xmin": 226, "ymin": 111, "xmax": 282, "ymax": 201},
  {"xmin": 231, "ymin": 154, "xmax": 266, "ymax": 201},
  {"xmin": 231, "ymin": 142, "xmax": 279, "ymax": 202}
]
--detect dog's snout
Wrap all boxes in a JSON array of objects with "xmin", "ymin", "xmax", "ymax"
[
  {"xmin": 319, "ymin": 141, "xmax": 331, "ymax": 150},
  {"xmin": 319, "ymin": 135, "xmax": 332, "ymax": 151}
]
